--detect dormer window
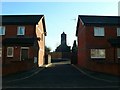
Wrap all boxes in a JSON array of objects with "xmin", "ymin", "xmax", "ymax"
[
  {"xmin": 17, "ymin": 26, "xmax": 25, "ymax": 35},
  {"xmin": 0, "ymin": 26, "xmax": 5, "ymax": 35}
]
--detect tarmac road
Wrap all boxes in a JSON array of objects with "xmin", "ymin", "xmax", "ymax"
[{"xmin": 2, "ymin": 59, "xmax": 120, "ymax": 90}]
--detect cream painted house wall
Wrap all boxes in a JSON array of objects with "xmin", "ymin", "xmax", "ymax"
[{"xmin": 36, "ymin": 17, "xmax": 45, "ymax": 67}]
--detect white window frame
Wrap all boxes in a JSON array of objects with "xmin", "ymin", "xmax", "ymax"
[
  {"xmin": 0, "ymin": 26, "xmax": 5, "ymax": 35},
  {"xmin": 117, "ymin": 48, "xmax": 120, "ymax": 58},
  {"xmin": 17, "ymin": 26, "xmax": 25, "ymax": 35},
  {"xmin": 7, "ymin": 47, "xmax": 14, "ymax": 57},
  {"xmin": 117, "ymin": 28, "xmax": 120, "ymax": 36},
  {"xmin": 94, "ymin": 27, "xmax": 104, "ymax": 36},
  {"xmin": 91, "ymin": 49, "xmax": 105, "ymax": 58}
]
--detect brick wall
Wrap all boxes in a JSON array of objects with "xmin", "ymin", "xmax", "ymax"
[
  {"xmin": 77, "ymin": 21, "xmax": 120, "ymax": 75},
  {"xmin": 87, "ymin": 61, "xmax": 120, "ymax": 76},
  {"xmin": 2, "ymin": 60, "xmax": 35, "ymax": 76},
  {"xmin": 3, "ymin": 25, "xmax": 35, "ymax": 39},
  {"xmin": 50, "ymin": 52, "xmax": 62, "ymax": 59},
  {"xmin": 50, "ymin": 52, "xmax": 71, "ymax": 60}
]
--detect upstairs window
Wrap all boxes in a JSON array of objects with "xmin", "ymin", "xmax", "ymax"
[
  {"xmin": 117, "ymin": 28, "xmax": 120, "ymax": 36},
  {"xmin": 17, "ymin": 26, "xmax": 25, "ymax": 35},
  {"xmin": 94, "ymin": 27, "xmax": 104, "ymax": 36},
  {"xmin": 0, "ymin": 26, "xmax": 5, "ymax": 35},
  {"xmin": 91, "ymin": 49, "xmax": 105, "ymax": 58}
]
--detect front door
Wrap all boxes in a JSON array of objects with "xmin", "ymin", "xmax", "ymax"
[{"xmin": 21, "ymin": 47, "xmax": 29, "ymax": 61}]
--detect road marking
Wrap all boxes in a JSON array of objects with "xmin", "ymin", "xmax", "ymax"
[
  {"xmin": 5, "ymin": 68, "xmax": 45, "ymax": 83},
  {"xmin": 72, "ymin": 64, "xmax": 120, "ymax": 83}
]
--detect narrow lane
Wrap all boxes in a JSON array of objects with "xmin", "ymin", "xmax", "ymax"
[
  {"xmin": 2, "ymin": 61, "xmax": 120, "ymax": 89},
  {"xmin": 3, "ymin": 60, "xmax": 120, "ymax": 89}
]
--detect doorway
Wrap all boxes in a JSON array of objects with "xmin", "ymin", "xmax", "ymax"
[{"xmin": 21, "ymin": 47, "xmax": 29, "ymax": 61}]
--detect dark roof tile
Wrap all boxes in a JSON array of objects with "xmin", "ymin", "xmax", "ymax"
[
  {"xmin": 1, "ymin": 15, "xmax": 44, "ymax": 25},
  {"xmin": 0, "ymin": 15, "xmax": 47, "ymax": 35},
  {"xmin": 79, "ymin": 15, "xmax": 120, "ymax": 26}
]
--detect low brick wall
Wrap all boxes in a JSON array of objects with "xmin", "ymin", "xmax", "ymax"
[
  {"xmin": 50, "ymin": 52, "xmax": 62, "ymax": 59},
  {"xmin": 50, "ymin": 52, "xmax": 71, "ymax": 60},
  {"xmin": 86, "ymin": 61, "xmax": 120, "ymax": 76},
  {"xmin": 2, "ymin": 60, "xmax": 35, "ymax": 76}
]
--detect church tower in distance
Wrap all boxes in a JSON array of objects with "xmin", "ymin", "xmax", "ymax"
[
  {"xmin": 55, "ymin": 32, "xmax": 71, "ymax": 52},
  {"xmin": 61, "ymin": 32, "xmax": 66, "ymax": 45}
]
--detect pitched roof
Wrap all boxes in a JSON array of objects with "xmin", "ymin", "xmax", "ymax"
[
  {"xmin": 79, "ymin": 15, "xmax": 120, "ymax": 26},
  {"xmin": 1, "ymin": 15, "xmax": 44, "ymax": 25},
  {"xmin": 76, "ymin": 15, "xmax": 120, "ymax": 36},
  {"xmin": 1, "ymin": 15, "xmax": 47, "ymax": 35}
]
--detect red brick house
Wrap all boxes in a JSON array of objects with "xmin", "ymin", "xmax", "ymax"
[
  {"xmin": 1, "ymin": 15, "xmax": 47, "ymax": 75},
  {"xmin": 76, "ymin": 15, "xmax": 120, "ymax": 75}
]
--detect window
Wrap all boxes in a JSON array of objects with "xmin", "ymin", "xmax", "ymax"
[
  {"xmin": 117, "ymin": 28, "xmax": 120, "ymax": 36},
  {"xmin": 94, "ymin": 27, "xmax": 104, "ymax": 36},
  {"xmin": 0, "ymin": 48, "xmax": 2, "ymax": 57},
  {"xmin": 117, "ymin": 48, "xmax": 120, "ymax": 58},
  {"xmin": 0, "ymin": 26, "xmax": 5, "ymax": 35},
  {"xmin": 7, "ymin": 47, "xmax": 14, "ymax": 57},
  {"xmin": 91, "ymin": 49, "xmax": 105, "ymax": 58},
  {"xmin": 17, "ymin": 26, "xmax": 25, "ymax": 35}
]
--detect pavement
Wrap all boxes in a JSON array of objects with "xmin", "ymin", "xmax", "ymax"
[
  {"xmin": 72, "ymin": 64, "xmax": 120, "ymax": 83},
  {"xmin": 2, "ymin": 63, "xmax": 52, "ymax": 83}
]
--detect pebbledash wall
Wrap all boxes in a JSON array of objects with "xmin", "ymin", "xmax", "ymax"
[
  {"xmin": 1, "ymin": 15, "xmax": 47, "ymax": 76},
  {"xmin": 76, "ymin": 15, "xmax": 120, "ymax": 76}
]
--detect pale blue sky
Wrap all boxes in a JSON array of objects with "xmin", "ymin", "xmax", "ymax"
[{"xmin": 1, "ymin": 2, "xmax": 119, "ymax": 51}]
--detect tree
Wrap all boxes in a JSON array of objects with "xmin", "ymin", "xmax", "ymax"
[
  {"xmin": 72, "ymin": 40, "xmax": 78, "ymax": 53},
  {"xmin": 45, "ymin": 46, "xmax": 51, "ymax": 53}
]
